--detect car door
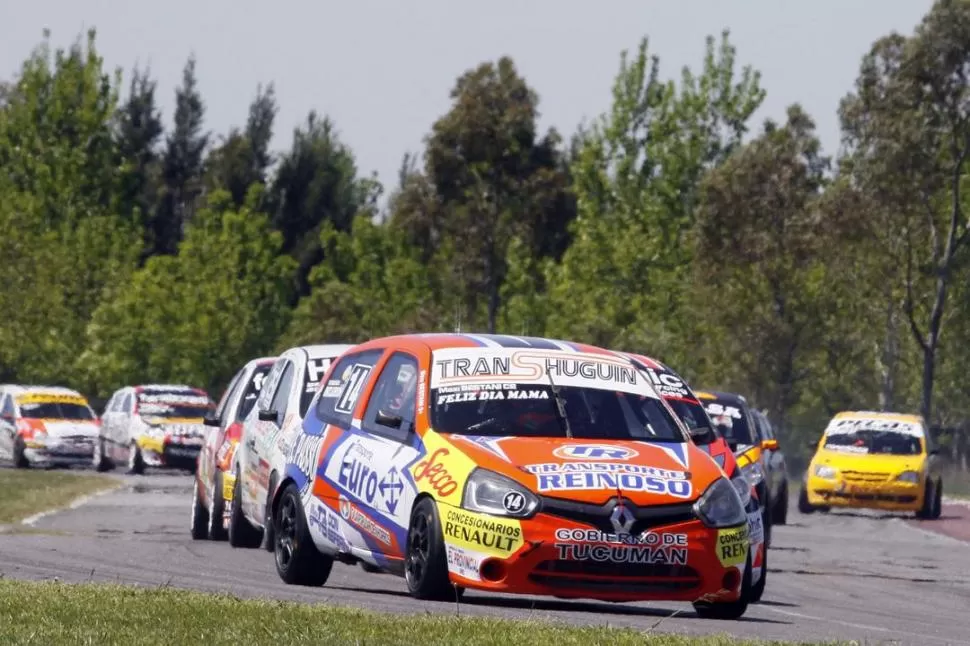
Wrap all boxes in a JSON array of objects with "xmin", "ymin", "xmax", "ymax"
[
  {"xmin": 100, "ymin": 390, "xmax": 123, "ymax": 461},
  {"xmin": 115, "ymin": 391, "xmax": 135, "ymax": 461},
  {"xmin": 320, "ymin": 349, "xmax": 424, "ymax": 561},
  {"xmin": 0, "ymin": 393, "xmax": 15, "ymax": 459},
  {"xmin": 247, "ymin": 358, "xmax": 295, "ymax": 519}
]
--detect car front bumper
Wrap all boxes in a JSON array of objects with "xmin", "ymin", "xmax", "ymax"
[{"xmin": 806, "ymin": 475, "xmax": 922, "ymax": 511}]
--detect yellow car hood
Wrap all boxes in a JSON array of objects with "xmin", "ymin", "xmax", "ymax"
[{"xmin": 814, "ymin": 449, "xmax": 923, "ymax": 473}]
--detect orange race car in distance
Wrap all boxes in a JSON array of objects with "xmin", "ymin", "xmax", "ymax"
[{"xmin": 269, "ymin": 333, "xmax": 754, "ymax": 619}]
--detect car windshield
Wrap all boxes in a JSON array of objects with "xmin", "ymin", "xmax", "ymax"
[
  {"xmin": 700, "ymin": 397, "xmax": 757, "ymax": 446},
  {"xmin": 301, "ymin": 356, "xmax": 336, "ymax": 418},
  {"xmin": 20, "ymin": 401, "xmax": 94, "ymax": 420},
  {"xmin": 237, "ymin": 364, "xmax": 272, "ymax": 422},
  {"xmin": 138, "ymin": 391, "xmax": 212, "ymax": 418},
  {"xmin": 824, "ymin": 429, "xmax": 922, "ymax": 455},
  {"xmin": 429, "ymin": 349, "xmax": 685, "ymax": 441},
  {"xmin": 665, "ymin": 399, "xmax": 716, "ymax": 446}
]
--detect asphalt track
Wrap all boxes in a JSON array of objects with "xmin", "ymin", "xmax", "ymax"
[{"xmin": 2, "ymin": 469, "xmax": 970, "ymax": 645}]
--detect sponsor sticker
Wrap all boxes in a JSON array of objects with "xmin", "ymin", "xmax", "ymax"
[
  {"xmin": 552, "ymin": 444, "xmax": 638, "ymax": 460},
  {"xmin": 17, "ymin": 393, "xmax": 88, "ymax": 406},
  {"xmin": 445, "ymin": 543, "xmax": 486, "ymax": 582},
  {"xmin": 704, "ymin": 403, "xmax": 743, "ymax": 420},
  {"xmin": 336, "ymin": 440, "xmax": 406, "ymax": 516},
  {"xmin": 747, "ymin": 510, "xmax": 764, "ymax": 545},
  {"xmin": 338, "ymin": 494, "xmax": 392, "ymax": 546},
  {"xmin": 523, "ymin": 461, "xmax": 692, "ymax": 498},
  {"xmin": 554, "ymin": 534, "xmax": 688, "ymax": 565},
  {"xmin": 716, "ymin": 525, "xmax": 749, "ymax": 567},
  {"xmin": 640, "ymin": 367, "xmax": 692, "ymax": 400},
  {"xmin": 308, "ymin": 498, "xmax": 350, "ymax": 552},
  {"xmin": 825, "ymin": 417, "xmax": 924, "ymax": 437},
  {"xmin": 409, "ymin": 432, "xmax": 476, "ymax": 505},
  {"xmin": 441, "ymin": 506, "xmax": 523, "ymax": 557}
]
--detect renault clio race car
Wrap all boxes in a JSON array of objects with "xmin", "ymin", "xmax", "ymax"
[
  {"xmin": 192, "ymin": 356, "xmax": 276, "ymax": 541},
  {"xmin": 269, "ymin": 333, "xmax": 753, "ymax": 619},
  {"xmin": 799, "ymin": 411, "xmax": 943, "ymax": 519},
  {"xmin": 622, "ymin": 355, "xmax": 767, "ymax": 601},
  {"xmin": 95, "ymin": 384, "xmax": 214, "ymax": 474},
  {"xmin": 0, "ymin": 385, "xmax": 100, "ymax": 468},
  {"xmin": 230, "ymin": 344, "xmax": 352, "ymax": 550}
]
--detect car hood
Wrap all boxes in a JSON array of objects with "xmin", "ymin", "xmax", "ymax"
[
  {"xmin": 440, "ymin": 434, "xmax": 722, "ymax": 505},
  {"xmin": 814, "ymin": 448, "xmax": 925, "ymax": 474},
  {"xmin": 32, "ymin": 420, "xmax": 99, "ymax": 439}
]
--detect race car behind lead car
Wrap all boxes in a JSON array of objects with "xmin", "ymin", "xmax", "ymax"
[
  {"xmin": 270, "ymin": 333, "xmax": 754, "ymax": 619},
  {"xmin": 0, "ymin": 385, "xmax": 100, "ymax": 468}
]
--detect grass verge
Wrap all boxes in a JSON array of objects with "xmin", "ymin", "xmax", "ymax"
[
  {"xmin": 0, "ymin": 579, "xmax": 850, "ymax": 646},
  {"xmin": 0, "ymin": 469, "xmax": 119, "ymax": 524}
]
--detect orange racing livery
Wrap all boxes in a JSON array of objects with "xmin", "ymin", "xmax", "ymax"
[{"xmin": 269, "ymin": 334, "xmax": 754, "ymax": 619}]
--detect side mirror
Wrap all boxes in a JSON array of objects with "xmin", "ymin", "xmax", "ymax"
[
  {"xmin": 806, "ymin": 439, "xmax": 820, "ymax": 450},
  {"xmin": 203, "ymin": 414, "xmax": 220, "ymax": 427},
  {"xmin": 761, "ymin": 439, "xmax": 779, "ymax": 451},
  {"xmin": 375, "ymin": 410, "xmax": 403, "ymax": 429},
  {"xmin": 258, "ymin": 409, "xmax": 277, "ymax": 422}
]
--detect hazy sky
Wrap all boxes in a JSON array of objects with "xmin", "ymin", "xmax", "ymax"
[{"xmin": 1, "ymin": 0, "xmax": 935, "ymax": 206}]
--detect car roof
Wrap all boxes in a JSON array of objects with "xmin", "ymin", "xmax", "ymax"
[
  {"xmin": 247, "ymin": 356, "xmax": 278, "ymax": 368},
  {"xmin": 7, "ymin": 385, "xmax": 86, "ymax": 398},
  {"xmin": 301, "ymin": 344, "xmax": 355, "ymax": 359},
  {"xmin": 134, "ymin": 384, "xmax": 209, "ymax": 396},
  {"xmin": 833, "ymin": 410, "xmax": 923, "ymax": 425},
  {"xmin": 351, "ymin": 332, "xmax": 622, "ymax": 355}
]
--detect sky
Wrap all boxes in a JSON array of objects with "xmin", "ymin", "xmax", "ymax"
[{"xmin": 0, "ymin": 0, "xmax": 936, "ymax": 207}]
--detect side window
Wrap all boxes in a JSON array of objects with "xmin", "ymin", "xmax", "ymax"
[
  {"xmin": 316, "ymin": 349, "xmax": 385, "ymax": 428},
  {"xmin": 1, "ymin": 395, "xmax": 14, "ymax": 419},
  {"xmin": 102, "ymin": 393, "xmax": 116, "ymax": 415},
  {"xmin": 256, "ymin": 360, "xmax": 286, "ymax": 411},
  {"xmin": 122, "ymin": 393, "xmax": 133, "ymax": 414},
  {"xmin": 215, "ymin": 371, "xmax": 244, "ymax": 424},
  {"xmin": 267, "ymin": 361, "xmax": 295, "ymax": 424},
  {"xmin": 362, "ymin": 352, "xmax": 419, "ymax": 442}
]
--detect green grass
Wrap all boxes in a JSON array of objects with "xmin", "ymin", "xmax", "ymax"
[
  {"xmin": 0, "ymin": 469, "xmax": 120, "ymax": 524},
  {"xmin": 0, "ymin": 579, "xmax": 852, "ymax": 646}
]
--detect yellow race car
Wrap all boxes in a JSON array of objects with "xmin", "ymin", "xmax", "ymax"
[{"xmin": 798, "ymin": 411, "xmax": 942, "ymax": 519}]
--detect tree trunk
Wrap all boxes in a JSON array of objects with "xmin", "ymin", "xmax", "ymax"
[{"xmin": 878, "ymin": 297, "xmax": 898, "ymax": 411}]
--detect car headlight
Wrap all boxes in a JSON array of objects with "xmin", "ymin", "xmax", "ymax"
[
  {"xmin": 462, "ymin": 468, "xmax": 539, "ymax": 518},
  {"xmin": 813, "ymin": 464, "xmax": 837, "ymax": 479},
  {"xmin": 694, "ymin": 477, "xmax": 747, "ymax": 528},
  {"xmin": 731, "ymin": 474, "xmax": 752, "ymax": 507},
  {"xmin": 26, "ymin": 431, "xmax": 48, "ymax": 448},
  {"xmin": 896, "ymin": 470, "xmax": 920, "ymax": 484},
  {"xmin": 741, "ymin": 461, "xmax": 764, "ymax": 486}
]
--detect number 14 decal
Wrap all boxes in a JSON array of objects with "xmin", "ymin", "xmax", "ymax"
[{"xmin": 334, "ymin": 364, "xmax": 372, "ymax": 414}]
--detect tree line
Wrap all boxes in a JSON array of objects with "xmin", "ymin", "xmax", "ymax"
[{"xmin": 1, "ymin": 0, "xmax": 969, "ymax": 470}]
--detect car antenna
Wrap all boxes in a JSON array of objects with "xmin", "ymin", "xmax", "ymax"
[{"xmin": 545, "ymin": 368, "xmax": 573, "ymax": 439}]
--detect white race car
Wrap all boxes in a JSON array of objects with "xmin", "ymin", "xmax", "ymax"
[
  {"xmin": 0, "ymin": 385, "xmax": 100, "ymax": 468},
  {"xmin": 95, "ymin": 384, "xmax": 214, "ymax": 474},
  {"xmin": 230, "ymin": 344, "xmax": 352, "ymax": 549}
]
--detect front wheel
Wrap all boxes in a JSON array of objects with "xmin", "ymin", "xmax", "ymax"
[
  {"xmin": 92, "ymin": 438, "xmax": 112, "ymax": 472},
  {"xmin": 404, "ymin": 497, "xmax": 456, "ymax": 601},
  {"xmin": 798, "ymin": 486, "xmax": 815, "ymax": 514},
  {"xmin": 693, "ymin": 552, "xmax": 752, "ymax": 620},
  {"xmin": 127, "ymin": 442, "xmax": 145, "ymax": 475},
  {"xmin": 13, "ymin": 437, "xmax": 29, "ymax": 468},
  {"xmin": 929, "ymin": 479, "xmax": 943, "ymax": 520},
  {"xmin": 273, "ymin": 483, "xmax": 332, "ymax": 586},
  {"xmin": 262, "ymin": 473, "xmax": 278, "ymax": 552},
  {"xmin": 773, "ymin": 482, "xmax": 789, "ymax": 525},
  {"xmin": 916, "ymin": 480, "xmax": 936, "ymax": 520}
]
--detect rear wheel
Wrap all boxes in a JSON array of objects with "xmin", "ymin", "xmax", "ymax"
[
  {"xmin": 127, "ymin": 442, "xmax": 145, "ymax": 475},
  {"xmin": 404, "ymin": 497, "xmax": 457, "ymax": 601},
  {"xmin": 190, "ymin": 477, "xmax": 209, "ymax": 540},
  {"xmin": 694, "ymin": 552, "xmax": 752, "ymax": 619},
  {"xmin": 228, "ymin": 466, "xmax": 263, "ymax": 548},
  {"xmin": 208, "ymin": 470, "xmax": 228, "ymax": 541},
  {"xmin": 274, "ymin": 483, "xmax": 333, "ymax": 586},
  {"xmin": 262, "ymin": 472, "xmax": 278, "ymax": 552}
]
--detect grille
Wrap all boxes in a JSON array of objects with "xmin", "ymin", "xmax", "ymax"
[
  {"xmin": 539, "ymin": 495, "xmax": 696, "ymax": 535},
  {"xmin": 841, "ymin": 471, "xmax": 891, "ymax": 483},
  {"xmin": 529, "ymin": 560, "xmax": 701, "ymax": 593}
]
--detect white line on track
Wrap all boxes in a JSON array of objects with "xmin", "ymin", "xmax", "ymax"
[
  {"xmin": 760, "ymin": 606, "xmax": 970, "ymax": 645},
  {"xmin": 942, "ymin": 496, "xmax": 970, "ymax": 508},
  {"xmin": 20, "ymin": 485, "xmax": 121, "ymax": 526}
]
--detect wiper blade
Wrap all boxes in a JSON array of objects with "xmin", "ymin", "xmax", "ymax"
[{"xmin": 545, "ymin": 370, "xmax": 573, "ymax": 439}]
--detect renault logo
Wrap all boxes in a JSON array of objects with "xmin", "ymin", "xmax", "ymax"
[{"xmin": 609, "ymin": 502, "xmax": 635, "ymax": 534}]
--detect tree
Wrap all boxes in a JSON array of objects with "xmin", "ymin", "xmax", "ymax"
[
  {"xmin": 544, "ymin": 32, "xmax": 764, "ymax": 363},
  {"xmin": 154, "ymin": 55, "xmax": 209, "ymax": 256},
  {"xmin": 839, "ymin": 0, "xmax": 970, "ymax": 422},
  {"xmin": 692, "ymin": 105, "xmax": 831, "ymax": 432}
]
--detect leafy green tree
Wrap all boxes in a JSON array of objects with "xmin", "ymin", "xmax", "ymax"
[{"xmin": 838, "ymin": 0, "xmax": 970, "ymax": 422}]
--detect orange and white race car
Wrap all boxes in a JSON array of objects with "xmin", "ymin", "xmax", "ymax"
[
  {"xmin": 0, "ymin": 385, "xmax": 100, "ymax": 468},
  {"xmin": 269, "ymin": 334, "xmax": 754, "ymax": 619}
]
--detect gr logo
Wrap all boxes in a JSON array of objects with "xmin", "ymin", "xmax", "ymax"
[{"xmin": 552, "ymin": 444, "xmax": 639, "ymax": 460}]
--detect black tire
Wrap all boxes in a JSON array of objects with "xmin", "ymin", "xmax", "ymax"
[
  {"xmin": 798, "ymin": 486, "xmax": 815, "ymax": 514},
  {"xmin": 127, "ymin": 442, "xmax": 145, "ymax": 475},
  {"xmin": 750, "ymin": 544, "xmax": 767, "ymax": 603},
  {"xmin": 916, "ymin": 480, "xmax": 935, "ymax": 519},
  {"xmin": 694, "ymin": 551, "xmax": 752, "ymax": 619},
  {"xmin": 273, "ymin": 483, "xmax": 333, "ymax": 586},
  {"xmin": 13, "ymin": 437, "xmax": 29, "ymax": 468},
  {"xmin": 190, "ymin": 477, "xmax": 210, "ymax": 540},
  {"xmin": 262, "ymin": 472, "xmax": 278, "ymax": 552},
  {"xmin": 404, "ymin": 497, "xmax": 456, "ymax": 601},
  {"xmin": 92, "ymin": 437, "xmax": 113, "ymax": 472},
  {"xmin": 208, "ymin": 470, "xmax": 228, "ymax": 541},
  {"xmin": 930, "ymin": 479, "xmax": 943, "ymax": 520},
  {"xmin": 773, "ymin": 482, "xmax": 789, "ymax": 525},
  {"xmin": 228, "ymin": 467, "xmax": 263, "ymax": 548}
]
